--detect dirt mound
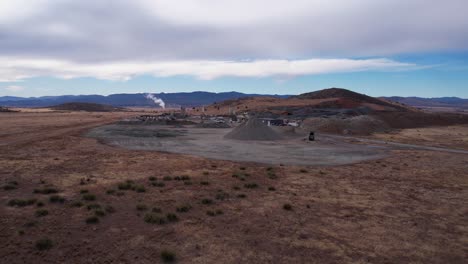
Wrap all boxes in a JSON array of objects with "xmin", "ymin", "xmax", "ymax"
[
  {"xmin": 224, "ymin": 118, "xmax": 283, "ymax": 141},
  {"xmin": 49, "ymin": 102, "xmax": 125, "ymax": 112},
  {"xmin": 294, "ymin": 88, "xmax": 409, "ymax": 111}
]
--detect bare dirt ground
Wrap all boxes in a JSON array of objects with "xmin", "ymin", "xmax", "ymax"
[
  {"xmin": 1, "ymin": 112, "xmax": 467, "ymax": 263},
  {"xmin": 370, "ymin": 125, "xmax": 468, "ymax": 150}
]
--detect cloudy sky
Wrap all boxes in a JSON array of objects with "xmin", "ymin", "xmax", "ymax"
[{"xmin": 0, "ymin": 0, "xmax": 467, "ymax": 97}]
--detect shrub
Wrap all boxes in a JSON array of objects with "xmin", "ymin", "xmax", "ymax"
[
  {"xmin": 152, "ymin": 182, "xmax": 165, "ymax": 187},
  {"xmin": 160, "ymin": 250, "xmax": 176, "ymax": 263},
  {"xmin": 144, "ymin": 213, "xmax": 166, "ymax": 224},
  {"xmin": 176, "ymin": 205, "xmax": 191, "ymax": 213},
  {"xmin": 35, "ymin": 209, "xmax": 49, "ymax": 217},
  {"xmin": 174, "ymin": 176, "xmax": 182, "ymax": 181},
  {"xmin": 215, "ymin": 209, "xmax": 223, "ymax": 215},
  {"xmin": 82, "ymin": 193, "xmax": 96, "ymax": 201},
  {"xmin": 299, "ymin": 169, "xmax": 308, "ymax": 173},
  {"xmin": 183, "ymin": 181, "xmax": 193, "ymax": 185},
  {"xmin": 49, "ymin": 195, "xmax": 65, "ymax": 203},
  {"xmin": 152, "ymin": 207, "xmax": 162, "ymax": 213},
  {"xmin": 80, "ymin": 189, "xmax": 89, "ymax": 194},
  {"xmin": 206, "ymin": 210, "xmax": 215, "ymax": 216},
  {"xmin": 71, "ymin": 201, "xmax": 83, "ymax": 207},
  {"xmin": 244, "ymin": 183, "xmax": 258, "ymax": 189},
  {"xmin": 136, "ymin": 204, "xmax": 148, "ymax": 211},
  {"xmin": 200, "ymin": 181, "xmax": 210, "ymax": 186},
  {"xmin": 267, "ymin": 172, "xmax": 277, "ymax": 179},
  {"xmin": 3, "ymin": 184, "xmax": 17, "ymax": 190},
  {"xmin": 215, "ymin": 192, "xmax": 229, "ymax": 201},
  {"xmin": 24, "ymin": 221, "xmax": 37, "ymax": 227},
  {"xmin": 181, "ymin": 175, "xmax": 190, "ymax": 181},
  {"xmin": 163, "ymin": 176, "xmax": 172, "ymax": 181},
  {"xmin": 35, "ymin": 238, "xmax": 53, "ymax": 251},
  {"xmin": 232, "ymin": 186, "xmax": 240, "ymax": 190},
  {"xmin": 106, "ymin": 189, "xmax": 116, "ymax": 195},
  {"xmin": 166, "ymin": 213, "xmax": 178, "ymax": 222},
  {"xmin": 117, "ymin": 182, "xmax": 132, "ymax": 190},
  {"xmin": 268, "ymin": 187, "xmax": 276, "ymax": 191},
  {"xmin": 239, "ymin": 167, "xmax": 246, "ymax": 171},
  {"xmin": 33, "ymin": 187, "xmax": 58, "ymax": 194},
  {"xmin": 202, "ymin": 171, "xmax": 209, "ymax": 176},
  {"xmin": 87, "ymin": 203, "xmax": 101, "ymax": 210},
  {"xmin": 94, "ymin": 210, "xmax": 106, "ymax": 217},
  {"xmin": 201, "ymin": 199, "xmax": 213, "ymax": 205},
  {"xmin": 105, "ymin": 205, "xmax": 115, "ymax": 213},
  {"xmin": 148, "ymin": 176, "xmax": 157, "ymax": 181},
  {"xmin": 86, "ymin": 216, "xmax": 99, "ymax": 224},
  {"xmin": 237, "ymin": 194, "xmax": 246, "ymax": 198},
  {"xmin": 134, "ymin": 186, "xmax": 146, "ymax": 193},
  {"xmin": 36, "ymin": 201, "xmax": 45, "ymax": 207},
  {"xmin": 8, "ymin": 198, "xmax": 36, "ymax": 207},
  {"xmin": 283, "ymin": 204, "xmax": 292, "ymax": 211},
  {"xmin": 266, "ymin": 167, "xmax": 273, "ymax": 171}
]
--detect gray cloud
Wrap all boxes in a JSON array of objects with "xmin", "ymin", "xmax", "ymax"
[{"xmin": 0, "ymin": 0, "xmax": 467, "ymax": 63}]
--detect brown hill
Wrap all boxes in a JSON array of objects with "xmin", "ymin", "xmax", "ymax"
[{"xmin": 49, "ymin": 102, "xmax": 125, "ymax": 112}]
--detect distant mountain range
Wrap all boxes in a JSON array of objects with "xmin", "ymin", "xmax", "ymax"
[
  {"xmin": 382, "ymin": 96, "xmax": 468, "ymax": 110},
  {"xmin": 0, "ymin": 91, "xmax": 467, "ymax": 110},
  {"xmin": 0, "ymin": 92, "xmax": 289, "ymax": 108}
]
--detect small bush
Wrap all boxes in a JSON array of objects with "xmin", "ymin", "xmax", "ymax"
[
  {"xmin": 3, "ymin": 184, "xmax": 17, "ymax": 190},
  {"xmin": 94, "ymin": 210, "xmax": 106, "ymax": 217},
  {"xmin": 232, "ymin": 186, "xmax": 240, "ymax": 190},
  {"xmin": 24, "ymin": 221, "xmax": 37, "ymax": 227},
  {"xmin": 152, "ymin": 207, "xmax": 162, "ymax": 213},
  {"xmin": 215, "ymin": 192, "xmax": 229, "ymax": 201},
  {"xmin": 35, "ymin": 209, "xmax": 49, "ymax": 217},
  {"xmin": 33, "ymin": 187, "xmax": 58, "ymax": 194},
  {"xmin": 181, "ymin": 175, "xmax": 190, "ymax": 181},
  {"xmin": 134, "ymin": 186, "xmax": 146, "ymax": 193},
  {"xmin": 86, "ymin": 216, "xmax": 99, "ymax": 224},
  {"xmin": 244, "ymin": 183, "xmax": 258, "ymax": 189},
  {"xmin": 136, "ymin": 204, "xmax": 148, "ymax": 211},
  {"xmin": 200, "ymin": 181, "xmax": 210, "ymax": 186},
  {"xmin": 267, "ymin": 172, "xmax": 277, "ymax": 179},
  {"xmin": 176, "ymin": 205, "xmax": 191, "ymax": 213},
  {"xmin": 201, "ymin": 199, "xmax": 213, "ymax": 205},
  {"xmin": 239, "ymin": 167, "xmax": 246, "ymax": 170},
  {"xmin": 105, "ymin": 205, "xmax": 115, "ymax": 213},
  {"xmin": 71, "ymin": 201, "xmax": 83, "ymax": 207},
  {"xmin": 82, "ymin": 193, "xmax": 96, "ymax": 201},
  {"xmin": 49, "ymin": 195, "xmax": 65, "ymax": 203},
  {"xmin": 266, "ymin": 167, "xmax": 273, "ymax": 171},
  {"xmin": 106, "ymin": 189, "xmax": 116, "ymax": 195},
  {"xmin": 8, "ymin": 198, "xmax": 36, "ymax": 207},
  {"xmin": 152, "ymin": 182, "xmax": 165, "ymax": 187},
  {"xmin": 237, "ymin": 194, "xmax": 246, "ymax": 198},
  {"xmin": 87, "ymin": 203, "xmax": 101, "ymax": 210},
  {"xmin": 36, "ymin": 201, "xmax": 45, "ymax": 207},
  {"xmin": 183, "ymin": 181, "xmax": 193, "ymax": 185},
  {"xmin": 202, "ymin": 171, "xmax": 209, "ymax": 176},
  {"xmin": 35, "ymin": 238, "xmax": 53, "ymax": 251},
  {"xmin": 80, "ymin": 189, "xmax": 89, "ymax": 194},
  {"xmin": 215, "ymin": 209, "xmax": 223, "ymax": 215},
  {"xmin": 160, "ymin": 250, "xmax": 176, "ymax": 263},
  {"xmin": 166, "ymin": 213, "xmax": 178, "ymax": 222},
  {"xmin": 206, "ymin": 210, "xmax": 215, "ymax": 216},
  {"xmin": 283, "ymin": 204, "xmax": 292, "ymax": 211},
  {"xmin": 118, "ymin": 182, "xmax": 132, "ymax": 190},
  {"xmin": 268, "ymin": 187, "xmax": 276, "ymax": 191},
  {"xmin": 163, "ymin": 176, "xmax": 172, "ymax": 181},
  {"xmin": 174, "ymin": 176, "xmax": 182, "ymax": 181},
  {"xmin": 299, "ymin": 169, "xmax": 308, "ymax": 173},
  {"xmin": 144, "ymin": 213, "xmax": 166, "ymax": 224},
  {"xmin": 149, "ymin": 176, "xmax": 157, "ymax": 181}
]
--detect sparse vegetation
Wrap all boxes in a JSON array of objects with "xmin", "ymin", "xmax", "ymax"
[
  {"xmin": 283, "ymin": 204, "xmax": 292, "ymax": 210},
  {"xmin": 244, "ymin": 183, "xmax": 258, "ymax": 189},
  {"xmin": 166, "ymin": 213, "xmax": 178, "ymax": 222},
  {"xmin": 8, "ymin": 198, "xmax": 36, "ymax": 207},
  {"xmin": 149, "ymin": 176, "xmax": 157, "ymax": 181},
  {"xmin": 144, "ymin": 213, "xmax": 166, "ymax": 224},
  {"xmin": 215, "ymin": 192, "xmax": 229, "ymax": 200},
  {"xmin": 33, "ymin": 187, "xmax": 58, "ymax": 194},
  {"xmin": 152, "ymin": 207, "xmax": 162, "ymax": 213},
  {"xmin": 183, "ymin": 181, "xmax": 193, "ymax": 185},
  {"xmin": 35, "ymin": 238, "xmax": 53, "ymax": 251},
  {"xmin": 94, "ymin": 209, "xmax": 106, "ymax": 217},
  {"xmin": 160, "ymin": 250, "xmax": 176, "ymax": 263},
  {"xmin": 152, "ymin": 182, "xmax": 165, "ymax": 187},
  {"xmin": 233, "ymin": 186, "xmax": 240, "ymax": 190},
  {"xmin": 106, "ymin": 189, "xmax": 116, "ymax": 195},
  {"xmin": 181, "ymin": 175, "xmax": 190, "ymax": 181},
  {"xmin": 134, "ymin": 185, "xmax": 146, "ymax": 193},
  {"xmin": 80, "ymin": 189, "xmax": 89, "ymax": 194},
  {"xmin": 82, "ymin": 193, "xmax": 96, "ymax": 201},
  {"xmin": 86, "ymin": 216, "xmax": 99, "ymax": 224},
  {"xmin": 104, "ymin": 205, "xmax": 115, "ymax": 213},
  {"xmin": 300, "ymin": 169, "xmax": 308, "ymax": 173},
  {"xmin": 36, "ymin": 201, "xmax": 45, "ymax": 207},
  {"xmin": 200, "ymin": 181, "xmax": 210, "ymax": 185},
  {"xmin": 136, "ymin": 204, "xmax": 148, "ymax": 211},
  {"xmin": 87, "ymin": 203, "xmax": 101, "ymax": 210},
  {"xmin": 176, "ymin": 205, "xmax": 191, "ymax": 213},
  {"xmin": 201, "ymin": 198, "xmax": 213, "ymax": 205},
  {"xmin": 49, "ymin": 195, "xmax": 65, "ymax": 203},
  {"xmin": 35, "ymin": 209, "xmax": 49, "ymax": 217},
  {"xmin": 203, "ymin": 171, "xmax": 209, "ymax": 175},
  {"xmin": 206, "ymin": 209, "xmax": 223, "ymax": 216},
  {"xmin": 268, "ymin": 187, "xmax": 276, "ymax": 191},
  {"xmin": 3, "ymin": 181, "xmax": 18, "ymax": 190},
  {"xmin": 163, "ymin": 176, "xmax": 172, "ymax": 181},
  {"xmin": 71, "ymin": 201, "xmax": 83, "ymax": 207},
  {"xmin": 237, "ymin": 194, "xmax": 246, "ymax": 198}
]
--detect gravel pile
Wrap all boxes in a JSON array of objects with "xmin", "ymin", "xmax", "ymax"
[{"xmin": 224, "ymin": 118, "xmax": 283, "ymax": 141}]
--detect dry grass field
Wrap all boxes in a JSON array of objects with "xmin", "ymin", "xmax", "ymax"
[{"xmin": 1, "ymin": 111, "xmax": 467, "ymax": 263}]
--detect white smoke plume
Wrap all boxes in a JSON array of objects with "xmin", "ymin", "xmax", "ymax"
[{"xmin": 145, "ymin": 93, "xmax": 166, "ymax": 109}]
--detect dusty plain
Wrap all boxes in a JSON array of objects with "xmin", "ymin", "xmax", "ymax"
[{"xmin": 1, "ymin": 111, "xmax": 467, "ymax": 263}]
